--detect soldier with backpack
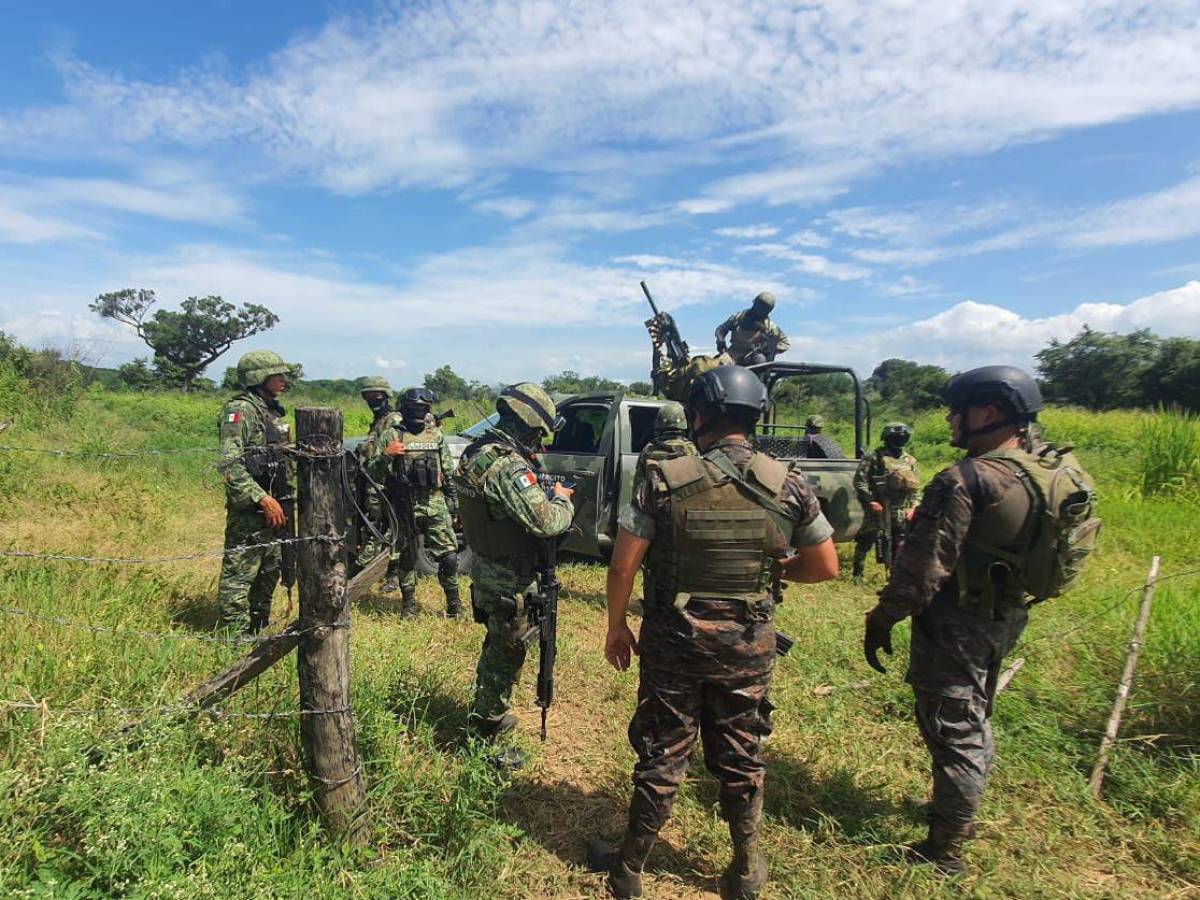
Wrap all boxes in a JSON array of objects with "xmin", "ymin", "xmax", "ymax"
[{"xmin": 862, "ymin": 366, "xmax": 1099, "ymax": 876}]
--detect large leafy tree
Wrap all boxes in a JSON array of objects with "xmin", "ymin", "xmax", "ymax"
[
  {"xmin": 868, "ymin": 358, "xmax": 949, "ymax": 410},
  {"xmin": 1035, "ymin": 326, "xmax": 1159, "ymax": 410},
  {"xmin": 91, "ymin": 289, "xmax": 279, "ymax": 392}
]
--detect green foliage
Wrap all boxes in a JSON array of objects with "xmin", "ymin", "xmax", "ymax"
[
  {"xmin": 1037, "ymin": 326, "xmax": 1200, "ymax": 412},
  {"xmin": 542, "ymin": 370, "xmax": 626, "ymax": 395},
  {"xmin": 867, "ymin": 358, "xmax": 949, "ymax": 411},
  {"xmin": 1140, "ymin": 406, "xmax": 1200, "ymax": 498},
  {"xmin": 90, "ymin": 289, "xmax": 279, "ymax": 392},
  {"xmin": 626, "ymin": 380, "xmax": 654, "ymax": 397},
  {"xmin": 423, "ymin": 365, "xmax": 494, "ymax": 401}
]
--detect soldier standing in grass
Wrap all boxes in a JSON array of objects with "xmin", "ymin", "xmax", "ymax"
[
  {"xmin": 714, "ymin": 292, "xmax": 790, "ymax": 366},
  {"xmin": 863, "ymin": 366, "xmax": 1098, "ymax": 876},
  {"xmin": 592, "ymin": 366, "xmax": 838, "ymax": 900},
  {"xmin": 800, "ymin": 414, "xmax": 845, "ymax": 459},
  {"xmin": 454, "ymin": 383, "xmax": 574, "ymax": 757},
  {"xmin": 370, "ymin": 387, "xmax": 462, "ymax": 617},
  {"xmin": 852, "ymin": 422, "xmax": 920, "ymax": 580},
  {"xmin": 216, "ymin": 350, "xmax": 297, "ymax": 634},
  {"xmin": 354, "ymin": 376, "xmax": 399, "ymax": 567}
]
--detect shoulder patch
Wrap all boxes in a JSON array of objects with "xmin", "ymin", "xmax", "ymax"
[
  {"xmin": 512, "ymin": 467, "xmax": 539, "ymax": 491},
  {"xmin": 225, "ymin": 411, "xmax": 242, "ymax": 424}
]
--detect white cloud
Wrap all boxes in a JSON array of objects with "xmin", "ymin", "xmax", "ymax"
[
  {"xmin": 1067, "ymin": 176, "xmax": 1200, "ymax": 247},
  {"xmin": 0, "ymin": 201, "xmax": 101, "ymax": 244},
  {"xmin": 2, "ymin": 1, "xmax": 1196, "ymax": 205},
  {"xmin": 738, "ymin": 242, "xmax": 871, "ymax": 281},
  {"xmin": 471, "ymin": 196, "xmax": 535, "ymax": 220},
  {"xmin": 788, "ymin": 229, "xmax": 830, "ymax": 248},
  {"xmin": 715, "ymin": 224, "xmax": 780, "ymax": 239},
  {"xmin": 373, "ymin": 356, "xmax": 409, "ymax": 371}
]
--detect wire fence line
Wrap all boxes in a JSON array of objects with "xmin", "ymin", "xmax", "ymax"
[
  {"xmin": 0, "ymin": 442, "xmax": 348, "ymax": 462},
  {"xmin": 0, "ymin": 699, "xmax": 352, "ymax": 720},
  {"xmin": 0, "ymin": 531, "xmax": 346, "ymax": 566}
]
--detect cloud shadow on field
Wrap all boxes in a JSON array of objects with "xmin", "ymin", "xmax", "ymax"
[{"xmin": 503, "ymin": 777, "xmax": 719, "ymax": 896}]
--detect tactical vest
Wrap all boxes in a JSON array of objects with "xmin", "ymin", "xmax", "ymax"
[
  {"xmin": 645, "ymin": 449, "xmax": 795, "ymax": 607},
  {"xmin": 876, "ymin": 450, "xmax": 920, "ymax": 505},
  {"xmin": 640, "ymin": 436, "xmax": 697, "ymax": 466},
  {"xmin": 952, "ymin": 443, "xmax": 1099, "ymax": 614},
  {"xmin": 454, "ymin": 440, "xmax": 543, "ymax": 563},
  {"xmin": 236, "ymin": 393, "xmax": 291, "ymax": 496},
  {"xmin": 394, "ymin": 425, "xmax": 443, "ymax": 492}
]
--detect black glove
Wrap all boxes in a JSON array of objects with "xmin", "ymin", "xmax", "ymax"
[{"xmin": 863, "ymin": 607, "xmax": 895, "ymax": 674}]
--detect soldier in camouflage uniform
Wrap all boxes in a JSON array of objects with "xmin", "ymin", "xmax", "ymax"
[
  {"xmin": 634, "ymin": 401, "xmax": 697, "ymax": 479},
  {"xmin": 591, "ymin": 366, "xmax": 838, "ymax": 900},
  {"xmin": 454, "ymin": 383, "xmax": 574, "ymax": 753},
  {"xmin": 714, "ymin": 292, "xmax": 790, "ymax": 366},
  {"xmin": 216, "ymin": 350, "xmax": 297, "ymax": 634},
  {"xmin": 864, "ymin": 367, "xmax": 1058, "ymax": 876},
  {"xmin": 369, "ymin": 387, "xmax": 462, "ymax": 617},
  {"xmin": 852, "ymin": 423, "xmax": 920, "ymax": 580},
  {"xmin": 353, "ymin": 377, "xmax": 400, "ymax": 568},
  {"xmin": 800, "ymin": 414, "xmax": 845, "ymax": 459}
]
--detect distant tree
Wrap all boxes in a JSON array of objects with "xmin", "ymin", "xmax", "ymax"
[
  {"xmin": 90, "ymin": 289, "xmax": 279, "ymax": 392},
  {"xmin": 542, "ymin": 370, "xmax": 625, "ymax": 395},
  {"xmin": 1142, "ymin": 336, "xmax": 1200, "ymax": 411},
  {"xmin": 424, "ymin": 364, "xmax": 470, "ymax": 399},
  {"xmin": 117, "ymin": 358, "xmax": 161, "ymax": 391},
  {"xmin": 627, "ymin": 380, "xmax": 654, "ymax": 396},
  {"xmin": 1036, "ymin": 326, "xmax": 1158, "ymax": 410},
  {"xmin": 867, "ymin": 359, "xmax": 949, "ymax": 410}
]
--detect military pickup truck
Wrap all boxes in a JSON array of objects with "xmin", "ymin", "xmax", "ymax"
[{"xmin": 351, "ymin": 361, "xmax": 870, "ymax": 571}]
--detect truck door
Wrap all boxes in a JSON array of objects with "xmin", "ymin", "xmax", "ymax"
[{"xmin": 537, "ymin": 394, "xmax": 621, "ymax": 556}]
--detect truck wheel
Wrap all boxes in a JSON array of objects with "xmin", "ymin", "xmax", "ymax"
[{"xmin": 414, "ymin": 536, "xmax": 474, "ymax": 575}]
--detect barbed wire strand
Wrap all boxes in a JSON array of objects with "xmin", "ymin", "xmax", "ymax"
[
  {"xmin": 0, "ymin": 605, "xmax": 330, "ymax": 645},
  {"xmin": 0, "ymin": 699, "xmax": 350, "ymax": 720},
  {"xmin": 0, "ymin": 443, "xmax": 347, "ymax": 462}
]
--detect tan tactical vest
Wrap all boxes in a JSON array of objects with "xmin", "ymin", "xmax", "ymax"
[
  {"xmin": 645, "ymin": 449, "xmax": 795, "ymax": 607},
  {"xmin": 453, "ymin": 441, "xmax": 543, "ymax": 562},
  {"xmin": 395, "ymin": 424, "xmax": 443, "ymax": 491},
  {"xmin": 877, "ymin": 451, "xmax": 920, "ymax": 505}
]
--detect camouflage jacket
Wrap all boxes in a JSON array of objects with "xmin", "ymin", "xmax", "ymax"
[
  {"xmin": 653, "ymin": 352, "xmax": 734, "ymax": 402},
  {"xmin": 218, "ymin": 390, "xmax": 293, "ymax": 511},
  {"xmin": 873, "ymin": 453, "xmax": 1032, "ymax": 625},
  {"xmin": 453, "ymin": 427, "xmax": 574, "ymax": 593},
  {"xmin": 714, "ymin": 311, "xmax": 790, "ymax": 362},
  {"xmin": 357, "ymin": 410, "xmax": 403, "ymax": 461},
  {"xmin": 855, "ymin": 448, "xmax": 920, "ymax": 508}
]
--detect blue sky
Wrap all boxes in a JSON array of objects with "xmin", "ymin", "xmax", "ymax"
[{"xmin": 1, "ymin": 0, "xmax": 1198, "ymax": 385}]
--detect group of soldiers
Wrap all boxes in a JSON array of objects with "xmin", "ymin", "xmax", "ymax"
[{"xmin": 216, "ymin": 339, "xmax": 1097, "ymax": 897}]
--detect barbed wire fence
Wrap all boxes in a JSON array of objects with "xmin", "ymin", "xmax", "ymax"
[{"xmin": 0, "ymin": 409, "xmax": 377, "ymax": 840}]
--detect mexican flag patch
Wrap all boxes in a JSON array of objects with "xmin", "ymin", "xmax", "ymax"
[
  {"xmin": 513, "ymin": 469, "xmax": 538, "ymax": 490},
  {"xmin": 226, "ymin": 411, "xmax": 241, "ymax": 424}
]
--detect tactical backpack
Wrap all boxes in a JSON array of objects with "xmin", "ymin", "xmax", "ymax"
[{"xmin": 967, "ymin": 444, "xmax": 1101, "ymax": 602}]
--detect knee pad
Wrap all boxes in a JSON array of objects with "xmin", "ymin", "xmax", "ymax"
[{"xmin": 438, "ymin": 553, "xmax": 459, "ymax": 579}]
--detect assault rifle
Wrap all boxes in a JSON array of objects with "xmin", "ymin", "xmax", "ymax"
[
  {"xmin": 524, "ymin": 533, "xmax": 560, "ymax": 742},
  {"xmin": 433, "ymin": 408, "xmax": 455, "ymax": 427},
  {"xmin": 770, "ymin": 565, "xmax": 796, "ymax": 657},
  {"xmin": 387, "ymin": 462, "xmax": 419, "ymax": 563},
  {"xmin": 641, "ymin": 280, "xmax": 689, "ymax": 371},
  {"xmin": 280, "ymin": 496, "xmax": 297, "ymax": 602}
]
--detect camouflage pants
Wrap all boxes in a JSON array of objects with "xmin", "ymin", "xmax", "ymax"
[
  {"xmin": 217, "ymin": 507, "xmax": 281, "ymax": 632},
  {"xmin": 625, "ymin": 600, "xmax": 775, "ymax": 838},
  {"xmin": 392, "ymin": 493, "xmax": 458, "ymax": 594},
  {"xmin": 907, "ymin": 595, "xmax": 1029, "ymax": 827},
  {"xmin": 853, "ymin": 509, "xmax": 909, "ymax": 570},
  {"xmin": 469, "ymin": 586, "xmax": 531, "ymax": 727}
]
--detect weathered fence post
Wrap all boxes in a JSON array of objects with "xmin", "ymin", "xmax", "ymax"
[{"xmin": 296, "ymin": 407, "xmax": 368, "ymax": 842}]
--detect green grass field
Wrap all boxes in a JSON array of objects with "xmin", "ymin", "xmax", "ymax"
[{"xmin": 0, "ymin": 389, "xmax": 1196, "ymax": 898}]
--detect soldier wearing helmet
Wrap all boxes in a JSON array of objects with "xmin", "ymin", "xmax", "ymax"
[
  {"xmin": 852, "ymin": 422, "xmax": 920, "ymax": 580},
  {"xmin": 368, "ymin": 387, "xmax": 462, "ymax": 617},
  {"xmin": 636, "ymin": 401, "xmax": 697, "ymax": 470},
  {"xmin": 863, "ymin": 366, "xmax": 1093, "ymax": 876},
  {"xmin": 801, "ymin": 414, "xmax": 846, "ymax": 459},
  {"xmin": 453, "ymin": 383, "xmax": 575, "ymax": 755},
  {"xmin": 714, "ymin": 291, "xmax": 791, "ymax": 366},
  {"xmin": 352, "ymin": 376, "xmax": 401, "ymax": 568},
  {"xmin": 590, "ymin": 365, "xmax": 838, "ymax": 900},
  {"xmin": 216, "ymin": 350, "xmax": 298, "ymax": 633}
]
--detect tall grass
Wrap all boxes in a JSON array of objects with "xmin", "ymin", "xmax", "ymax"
[{"xmin": 1140, "ymin": 405, "xmax": 1200, "ymax": 498}]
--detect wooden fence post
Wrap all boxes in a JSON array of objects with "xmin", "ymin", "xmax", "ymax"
[{"xmin": 295, "ymin": 407, "xmax": 368, "ymax": 842}]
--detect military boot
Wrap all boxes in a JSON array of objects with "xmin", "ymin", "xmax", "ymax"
[
  {"xmin": 587, "ymin": 830, "xmax": 656, "ymax": 899},
  {"xmin": 400, "ymin": 588, "xmax": 419, "ymax": 618},
  {"xmin": 380, "ymin": 561, "xmax": 401, "ymax": 595},
  {"xmin": 444, "ymin": 583, "xmax": 462, "ymax": 618},
  {"xmin": 905, "ymin": 816, "xmax": 971, "ymax": 877},
  {"xmin": 851, "ymin": 556, "xmax": 865, "ymax": 582},
  {"xmin": 720, "ymin": 826, "xmax": 768, "ymax": 900}
]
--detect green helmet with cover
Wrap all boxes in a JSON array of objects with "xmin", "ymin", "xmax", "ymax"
[
  {"xmin": 654, "ymin": 401, "xmax": 688, "ymax": 437},
  {"xmin": 236, "ymin": 350, "xmax": 295, "ymax": 389},
  {"xmin": 359, "ymin": 375, "xmax": 392, "ymax": 395},
  {"xmin": 805, "ymin": 414, "xmax": 824, "ymax": 433},
  {"xmin": 496, "ymin": 382, "xmax": 564, "ymax": 441},
  {"xmin": 750, "ymin": 291, "xmax": 776, "ymax": 316}
]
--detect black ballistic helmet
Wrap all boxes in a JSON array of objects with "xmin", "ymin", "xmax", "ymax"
[
  {"xmin": 401, "ymin": 387, "xmax": 436, "ymax": 408},
  {"xmin": 881, "ymin": 422, "xmax": 912, "ymax": 447},
  {"xmin": 689, "ymin": 365, "xmax": 769, "ymax": 424},
  {"xmin": 943, "ymin": 366, "xmax": 1044, "ymax": 421}
]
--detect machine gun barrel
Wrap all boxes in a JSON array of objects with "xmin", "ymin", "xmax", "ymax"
[{"xmin": 640, "ymin": 280, "xmax": 689, "ymax": 368}]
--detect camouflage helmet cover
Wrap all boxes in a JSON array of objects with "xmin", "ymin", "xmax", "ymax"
[
  {"xmin": 751, "ymin": 291, "xmax": 776, "ymax": 314},
  {"xmin": 654, "ymin": 401, "xmax": 687, "ymax": 436},
  {"xmin": 236, "ymin": 350, "xmax": 295, "ymax": 389},
  {"xmin": 359, "ymin": 375, "xmax": 392, "ymax": 395},
  {"xmin": 497, "ymin": 382, "xmax": 563, "ymax": 439},
  {"xmin": 804, "ymin": 414, "xmax": 824, "ymax": 432}
]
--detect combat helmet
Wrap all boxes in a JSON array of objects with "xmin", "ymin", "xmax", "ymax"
[
  {"xmin": 497, "ymin": 383, "xmax": 564, "ymax": 442},
  {"xmin": 750, "ymin": 291, "xmax": 776, "ymax": 317},
  {"xmin": 400, "ymin": 387, "xmax": 436, "ymax": 429},
  {"xmin": 654, "ymin": 401, "xmax": 687, "ymax": 437},
  {"xmin": 359, "ymin": 375, "xmax": 392, "ymax": 396},
  {"xmin": 881, "ymin": 422, "xmax": 912, "ymax": 447},
  {"xmin": 804, "ymin": 414, "xmax": 824, "ymax": 433},
  {"xmin": 236, "ymin": 350, "xmax": 294, "ymax": 389},
  {"xmin": 689, "ymin": 365, "xmax": 769, "ymax": 427},
  {"xmin": 944, "ymin": 366, "xmax": 1044, "ymax": 420}
]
